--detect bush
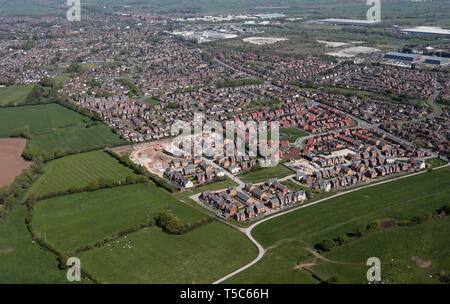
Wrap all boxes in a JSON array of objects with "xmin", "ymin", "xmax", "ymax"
[
  {"xmin": 411, "ymin": 212, "xmax": 432, "ymax": 225},
  {"xmin": 366, "ymin": 221, "xmax": 381, "ymax": 233},
  {"xmin": 353, "ymin": 228, "xmax": 365, "ymax": 238},
  {"xmin": 166, "ymin": 217, "xmax": 183, "ymax": 235},
  {"xmin": 335, "ymin": 234, "xmax": 350, "ymax": 246},
  {"xmin": 317, "ymin": 239, "xmax": 336, "ymax": 252},
  {"xmin": 155, "ymin": 211, "xmax": 184, "ymax": 235}
]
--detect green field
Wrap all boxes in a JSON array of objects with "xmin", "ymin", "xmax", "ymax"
[
  {"xmin": 78, "ymin": 221, "xmax": 257, "ymax": 284},
  {"xmin": 0, "ymin": 103, "xmax": 126, "ymax": 155},
  {"xmin": 0, "ymin": 103, "xmax": 86, "ymax": 137},
  {"xmin": 280, "ymin": 127, "xmax": 309, "ymax": 143},
  {"xmin": 0, "ymin": 85, "xmax": 34, "ymax": 106},
  {"xmin": 28, "ymin": 151, "xmax": 136, "ymax": 196},
  {"xmin": 0, "ymin": 205, "xmax": 70, "ymax": 284},
  {"xmin": 226, "ymin": 168, "xmax": 450, "ymax": 283},
  {"xmin": 240, "ymin": 164, "xmax": 295, "ymax": 183},
  {"xmin": 311, "ymin": 218, "xmax": 450, "ymax": 284},
  {"xmin": 142, "ymin": 98, "xmax": 160, "ymax": 108},
  {"xmin": 33, "ymin": 183, "xmax": 207, "ymax": 252},
  {"xmin": 26, "ymin": 123, "xmax": 126, "ymax": 155}
]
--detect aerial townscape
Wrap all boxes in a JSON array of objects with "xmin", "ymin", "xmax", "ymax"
[{"xmin": 0, "ymin": 0, "xmax": 449, "ymax": 291}]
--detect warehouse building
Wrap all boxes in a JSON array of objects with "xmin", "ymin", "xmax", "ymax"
[
  {"xmin": 384, "ymin": 52, "xmax": 422, "ymax": 62},
  {"xmin": 424, "ymin": 56, "xmax": 449, "ymax": 66},
  {"xmin": 398, "ymin": 26, "xmax": 450, "ymax": 37}
]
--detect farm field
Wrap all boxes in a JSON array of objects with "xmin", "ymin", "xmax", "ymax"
[
  {"xmin": 0, "ymin": 205, "xmax": 70, "ymax": 284},
  {"xmin": 225, "ymin": 168, "xmax": 450, "ymax": 283},
  {"xmin": 0, "ymin": 85, "xmax": 34, "ymax": 106},
  {"xmin": 79, "ymin": 221, "xmax": 257, "ymax": 284},
  {"xmin": 33, "ymin": 182, "xmax": 207, "ymax": 252},
  {"xmin": 0, "ymin": 138, "xmax": 31, "ymax": 187},
  {"xmin": 28, "ymin": 151, "xmax": 136, "ymax": 196},
  {"xmin": 26, "ymin": 123, "xmax": 126, "ymax": 155},
  {"xmin": 0, "ymin": 103, "xmax": 86, "ymax": 137},
  {"xmin": 240, "ymin": 164, "xmax": 295, "ymax": 183}
]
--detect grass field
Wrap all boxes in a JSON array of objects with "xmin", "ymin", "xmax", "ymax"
[
  {"xmin": 0, "ymin": 104, "xmax": 86, "ymax": 137},
  {"xmin": 0, "ymin": 205, "xmax": 70, "ymax": 284},
  {"xmin": 226, "ymin": 168, "xmax": 450, "ymax": 284},
  {"xmin": 0, "ymin": 103, "xmax": 126, "ymax": 155},
  {"xmin": 0, "ymin": 85, "xmax": 34, "ymax": 106},
  {"xmin": 311, "ymin": 218, "xmax": 450, "ymax": 284},
  {"xmin": 280, "ymin": 127, "xmax": 309, "ymax": 143},
  {"xmin": 240, "ymin": 164, "xmax": 295, "ymax": 183},
  {"xmin": 141, "ymin": 98, "xmax": 160, "ymax": 108},
  {"xmin": 78, "ymin": 221, "xmax": 257, "ymax": 284},
  {"xmin": 26, "ymin": 123, "xmax": 126, "ymax": 155},
  {"xmin": 28, "ymin": 151, "xmax": 136, "ymax": 196},
  {"xmin": 33, "ymin": 182, "xmax": 207, "ymax": 252}
]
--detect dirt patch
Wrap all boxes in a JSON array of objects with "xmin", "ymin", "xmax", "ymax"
[
  {"xmin": 0, "ymin": 138, "xmax": 31, "ymax": 187},
  {"xmin": 127, "ymin": 139, "xmax": 185, "ymax": 177},
  {"xmin": 243, "ymin": 37, "xmax": 288, "ymax": 45},
  {"xmin": 411, "ymin": 256, "xmax": 432, "ymax": 269},
  {"xmin": 294, "ymin": 262, "xmax": 317, "ymax": 270},
  {"xmin": 0, "ymin": 249, "xmax": 15, "ymax": 254},
  {"xmin": 325, "ymin": 46, "xmax": 380, "ymax": 58}
]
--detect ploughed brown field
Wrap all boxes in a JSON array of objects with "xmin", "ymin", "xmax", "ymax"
[{"xmin": 0, "ymin": 138, "xmax": 31, "ymax": 187}]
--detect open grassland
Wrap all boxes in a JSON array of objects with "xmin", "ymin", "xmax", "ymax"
[
  {"xmin": 79, "ymin": 221, "xmax": 257, "ymax": 284},
  {"xmin": 0, "ymin": 85, "xmax": 34, "ymax": 106},
  {"xmin": 226, "ymin": 168, "xmax": 450, "ymax": 283},
  {"xmin": 311, "ymin": 218, "xmax": 450, "ymax": 284},
  {"xmin": 0, "ymin": 104, "xmax": 86, "ymax": 137},
  {"xmin": 240, "ymin": 164, "xmax": 294, "ymax": 183},
  {"xmin": 28, "ymin": 151, "xmax": 136, "ymax": 196},
  {"xmin": 33, "ymin": 183, "xmax": 207, "ymax": 252},
  {"xmin": 0, "ymin": 205, "xmax": 70, "ymax": 284},
  {"xmin": 26, "ymin": 123, "xmax": 126, "ymax": 155},
  {"xmin": 253, "ymin": 169, "xmax": 450, "ymax": 247}
]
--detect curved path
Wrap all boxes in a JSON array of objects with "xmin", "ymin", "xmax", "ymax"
[{"xmin": 213, "ymin": 163, "xmax": 450, "ymax": 284}]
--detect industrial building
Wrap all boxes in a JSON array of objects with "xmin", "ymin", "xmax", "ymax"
[
  {"xmin": 398, "ymin": 26, "xmax": 450, "ymax": 37},
  {"xmin": 424, "ymin": 56, "xmax": 449, "ymax": 66},
  {"xmin": 384, "ymin": 52, "xmax": 422, "ymax": 62},
  {"xmin": 383, "ymin": 52, "xmax": 449, "ymax": 66}
]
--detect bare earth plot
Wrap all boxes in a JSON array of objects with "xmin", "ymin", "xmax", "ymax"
[{"xmin": 0, "ymin": 138, "xmax": 31, "ymax": 187}]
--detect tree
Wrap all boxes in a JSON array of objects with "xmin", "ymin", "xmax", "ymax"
[
  {"xmin": 87, "ymin": 180, "xmax": 99, "ymax": 191},
  {"xmin": 318, "ymin": 239, "xmax": 336, "ymax": 252},
  {"xmin": 335, "ymin": 235, "xmax": 349, "ymax": 246},
  {"xmin": 27, "ymin": 191, "xmax": 38, "ymax": 205},
  {"xmin": 156, "ymin": 211, "xmax": 172, "ymax": 228},
  {"xmin": 125, "ymin": 175, "xmax": 138, "ymax": 184},
  {"xmin": 366, "ymin": 221, "xmax": 381, "ymax": 233},
  {"xmin": 0, "ymin": 186, "xmax": 9, "ymax": 202},
  {"xmin": 39, "ymin": 76, "xmax": 54, "ymax": 88},
  {"xmin": 166, "ymin": 217, "xmax": 183, "ymax": 234},
  {"xmin": 354, "ymin": 228, "xmax": 365, "ymax": 238}
]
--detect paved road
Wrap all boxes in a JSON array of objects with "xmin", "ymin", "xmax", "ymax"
[
  {"xmin": 212, "ymin": 163, "xmax": 450, "ymax": 284},
  {"xmin": 427, "ymin": 86, "xmax": 442, "ymax": 118}
]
